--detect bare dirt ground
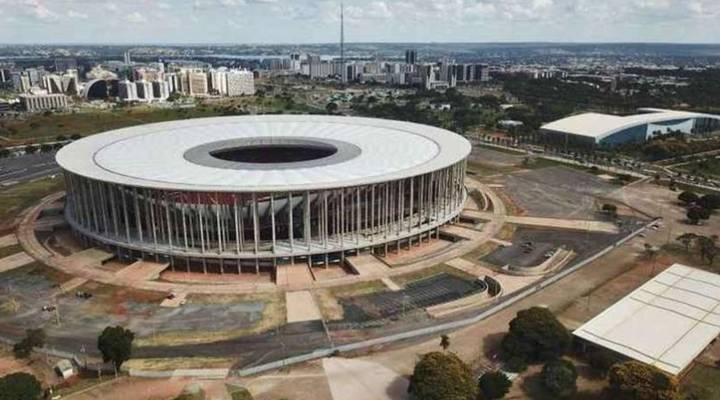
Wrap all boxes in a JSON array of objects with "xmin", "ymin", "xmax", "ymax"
[{"xmin": 66, "ymin": 376, "xmax": 190, "ymax": 400}]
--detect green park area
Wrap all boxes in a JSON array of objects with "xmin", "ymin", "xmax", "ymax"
[
  {"xmin": 0, "ymin": 177, "xmax": 64, "ymax": 223},
  {"xmin": 677, "ymin": 157, "xmax": 720, "ymax": 179},
  {"xmin": 0, "ymin": 93, "xmax": 323, "ymax": 144}
]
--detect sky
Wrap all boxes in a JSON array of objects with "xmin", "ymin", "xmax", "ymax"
[{"xmin": 0, "ymin": 0, "xmax": 719, "ymax": 44}]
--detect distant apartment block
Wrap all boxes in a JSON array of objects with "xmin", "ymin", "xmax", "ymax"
[{"xmin": 19, "ymin": 93, "xmax": 69, "ymax": 112}]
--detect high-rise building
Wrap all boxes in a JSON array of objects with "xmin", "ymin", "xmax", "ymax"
[
  {"xmin": 152, "ymin": 80, "xmax": 170, "ymax": 100},
  {"xmin": 188, "ymin": 71, "xmax": 208, "ymax": 96},
  {"xmin": 226, "ymin": 70, "xmax": 255, "ymax": 96},
  {"xmin": 405, "ymin": 50, "xmax": 417, "ymax": 65},
  {"xmin": 11, "ymin": 72, "xmax": 31, "ymax": 93},
  {"xmin": 165, "ymin": 73, "xmax": 180, "ymax": 93},
  {"xmin": 19, "ymin": 93, "xmax": 69, "ymax": 112},
  {"xmin": 118, "ymin": 80, "xmax": 138, "ymax": 101},
  {"xmin": 289, "ymin": 53, "xmax": 301, "ymax": 71},
  {"xmin": 209, "ymin": 68, "xmax": 229, "ymax": 95},
  {"xmin": 123, "ymin": 51, "xmax": 132, "ymax": 65},
  {"xmin": 135, "ymin": 80, "xmax": 154, "ymax": 101}
]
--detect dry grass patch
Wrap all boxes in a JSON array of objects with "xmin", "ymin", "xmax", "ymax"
[
  {"xmin": 124, "ymin": 357, "xmax": 234, "ymax": 371},
  {"xmin": 135, "ymin": 292, "xmax": 285, "ymax": 347}
]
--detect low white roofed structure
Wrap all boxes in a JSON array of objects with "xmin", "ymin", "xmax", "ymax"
[
  {"xmin": 541, "ymin": 108, "xmax": 720, "ymax": 146},
  {"xmin": 573, "ymin": 264, "xmax": 720, "ymax": 375}
]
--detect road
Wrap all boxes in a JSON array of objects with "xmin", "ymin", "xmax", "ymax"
[{"xmin": 0, "ymin": 152, "xmax": 60, "ymax": 187}]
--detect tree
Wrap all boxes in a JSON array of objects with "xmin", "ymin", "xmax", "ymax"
[
  {"xmin": 601, "ymin": 203, "xmax": 618, "ymax": 218},
  {"xmin": 676, "ymin": 233, "xmax": 698, "ymax": 253},
  {"xmin": 541, "ymin": 359, "xmax": 577, "ymax": 398},
  {"xmin": 697, "ymin": 235, "xmax": 719, "ymax": 265},
  {"xmin": 0, "ymin": 372, "xmax": 42, "ymax": 400},
  {"xmin": 325, "ymin": 102, "xmax": 338, "ymax": 114},
  {"xmin": 23, "ymin": 145, "xmax": 38, "ymax": 154},
  {"xmin": 699, "ymin": 194, "xmax": 720, "ymax": 211},
  {"xmin": 478, "ymin": 371, "xmax": 511, "ymax": 400},
  {"xmin": 686, "ymin": 206, "xmax": 709, "ymax": 225},
  {"xmin": 440, "ymin": 335, "xmax": 450, "ymax": 351},
  {"xmin": 408, "ymin": 352, "xmax": 477, "ymax": 400},
  {"xmin": 501, "ymin": 307, "xmax": 571, "ymax": 363},
  {"xmin": 678, "ymin": 191, "xmax": 699, "ymax": 204},
  {"xmin": 608, "ymin": 361, "xmax": 679, "ymax": 400},
  {"xmin": 97, "ymin": 326, "xmax": 134, "ymax": 375},
  {"xmin": 13, "ymin": 329, "xmax": 46, "ymax": 359}
]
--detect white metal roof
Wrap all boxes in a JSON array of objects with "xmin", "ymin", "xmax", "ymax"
[
  {"xmin": 56, "ymin": 115, "xmax": 471, "ymax": 192},
  {"xmin": 573, "ymin": 264, "xmax": 720, "ymax": 375},
  {"xmin": 541, "ymin": 109, "xmax": 720, "ymax": 142}
]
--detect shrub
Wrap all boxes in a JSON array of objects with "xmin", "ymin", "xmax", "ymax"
[
  {"xmin": 0, "ymin": 372, "xmax": 42, "ymax": 400},
  {"xmin": 478, "ymin": 371, "xmax": 511, "ymax": 400},
  {"xmin": 541, "ymin": 359, "xmax": 577, "ymax": 397},
  {"xmin": 408, "ymin": 352, "xmax": 477, "ymax": 400},
  {"xmin": 608, "ymin": 361, "xmax": 679, "ymax": 400},
  {"xmin": 501, "ymin": 307, "xmax": 571, "ymax": 363}
]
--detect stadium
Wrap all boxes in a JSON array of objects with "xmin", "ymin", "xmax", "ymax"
[{"xmin": 56, "ymin": 115, "xmax": 471, "ymax": 273}]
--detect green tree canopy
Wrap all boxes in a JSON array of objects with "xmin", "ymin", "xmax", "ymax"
[
  {"xmin": 408, "ymin": 352, "xmax": 477, "ymax": 400},
  {"xmin": 98, "ymin": 326, "xmax": 135, "ymax": 373},
  {"xmin": 678, "ymin": 191, "xmax": 699, "ymax": 204},
  {"xmin": 0, "ymin": 372, "xmax": 42, "ymax": 400},
  {"xmin": 478, "ymin": 370, "xmax": 511, "ymax": 400},
  {"xmin": 13, "ymin": 328, "xmax": 46, "ymax": 359},
  {"xmin": 501, "ymin": 307, "xmax": 571, "ymax": 363},
  {"xmin": 541, "ymin": 359, "xmax": 578, "ymax": 397},
  {"xmin": 608, "ymin": 361, "xmax": 679, "ymax": 400}
]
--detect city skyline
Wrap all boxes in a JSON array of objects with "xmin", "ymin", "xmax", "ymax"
[{"xmin": 0, "ymin": 0, "xmax": 719, "ymax": 45}]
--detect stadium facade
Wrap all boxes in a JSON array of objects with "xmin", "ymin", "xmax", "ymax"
[
  {"xmin": 540, "ymin": 108, "xmax": 720, "ymax": 147},
  {"xmin": 56, "ymin": 116, "xmax": 471, "ymax": 273}
]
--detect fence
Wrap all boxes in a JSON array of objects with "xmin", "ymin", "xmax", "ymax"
[{"xmin": 234, "ymin": 218, "xmax": 659, "ymax": 376}]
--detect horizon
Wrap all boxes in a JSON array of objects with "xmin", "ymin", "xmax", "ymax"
[{"xmin": 1, "ymin": 0, "xmax": 719, "ymax": 45}]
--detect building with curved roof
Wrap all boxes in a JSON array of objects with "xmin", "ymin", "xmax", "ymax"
[
  {"xmin": 56, "ymin": 115, "xmax": 471, "ymax": 273},
  {"xmin": 541, "ymin": 108, "xmax": 720, "ymax": 147}
]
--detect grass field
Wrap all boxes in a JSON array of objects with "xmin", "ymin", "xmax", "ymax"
[
  {"xmin": 134, "ymin": 292, "xmax": 286, "ymax": 347},
  {"xmin": 0, "ymin": 176, "xmax": 64, "ymax": 222},
  {"xmin": 0, "ymin": 96, "xmax": 325, "ymax": 143},
  {"xmin": 677, "ymin": 157, "xmax": 720, "ymax": 178}
]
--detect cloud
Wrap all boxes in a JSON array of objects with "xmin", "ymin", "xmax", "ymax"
[
  {"xmin": 104, "ymin": 2, "xmax": 118, "ymax": 12},
  {"xmin": 67, "ymin": 10, "xmax": 88, "ymax": 19},
  {"xmin": 23, "ymin": 0, "xmax": 58, "ymax": 21},
  {"xmin": 126, "ymin": 11, "xmax": 147, "ymax": 23}
]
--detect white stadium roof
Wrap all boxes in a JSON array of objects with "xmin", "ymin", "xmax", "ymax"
[
  {"xmin": 540, "ymin": 108, "xmax": 719, "ymax": 142},
  {"xmin": 56, "ymin": 115, "xmax": 471, "ymax": 192},
  {"xmin": 573, "ymin": 264, "xmax": 720, "ymax": 375}
]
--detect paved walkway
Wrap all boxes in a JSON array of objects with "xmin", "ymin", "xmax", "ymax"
[
  {"xmin": 461, "ymin": 209, "xmax": 619, "ymax": 234},
  {"xmin": 17, "ymin": 179, "xmax": 509, "ymax": 295},
  {"xmin": 115, "ymin": 260, "xmax": 169, "ymax": 284},
  {"xmin": 285, "ymin": 291, "xmax": 322, "ymax": 323},
  {"xmin": 322, "ymin": 357, "xmax": 408, "ymax": 400},
  {"xmin": 0, "ymin": 251, "xmax": 35, "ymax": 273},
  {"xmin": 346, "ymin": 254, "xmax": 390, "ymax": 276},
  {"xmin": 0, "ymin": 234, "xmax": 18, "ymax": 247},
  {"xmin": 380, "ymin": 277, "xmax": 402, "ymax": 291}
]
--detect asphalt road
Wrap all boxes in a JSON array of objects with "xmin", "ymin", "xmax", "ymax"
[{"xmin": 0, "ymin": 152, "xmax": 61, "ymax": 187}]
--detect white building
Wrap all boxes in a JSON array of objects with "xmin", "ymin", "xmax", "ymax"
[
  {"xmin": 188, "ymin": 71, "xmax": 208, "ymax": 96},
  {"xmin": 135, "ymin": 80, "xmax": 154, "ymax": 101},
  {"xmin": 118, "ymin": 80, "xmax": 138, "ymax": 102},
  {"xmin": 226, "ymin": 70, "xmax": 255, "ymax": 96},
  {"xmin": 209, "ymin": 68, "xmax": 229, "ymax": 95},
  {"xmin": 152, "ymin": 80, "xmax": 170, "ymax": 100},
  {"xmin": 574, "ymin": 264, "xmax": 720, "ymax": 375},
  {"xmin": 19, "ymin": 93, "xmax": 69, "ymax": 112}
]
